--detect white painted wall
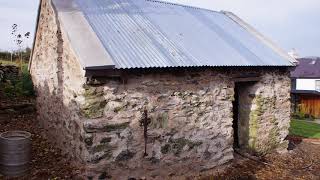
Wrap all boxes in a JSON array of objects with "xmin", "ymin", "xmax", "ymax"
[{"xmin": 296, "ymin": 79, "xmax": 320, "ymax": 91}]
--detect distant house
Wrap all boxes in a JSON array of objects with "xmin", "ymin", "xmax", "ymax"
[
  {"xmin": 30, "ymin": 0, "xmax": 296, "ymax": 178},
  {"xmin": 291, "ymin": 57, "xmax": 320, "ymax": 118}
]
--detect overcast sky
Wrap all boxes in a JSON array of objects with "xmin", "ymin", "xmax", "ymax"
[{"xmin": 0, "ymin": 0, "xmax": 319, "ymax": 57}]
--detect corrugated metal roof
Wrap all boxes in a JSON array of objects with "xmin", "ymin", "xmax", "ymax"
[
  {"xmin": 72, "ymin": 0, "xmax": 295, "ymax": 69},
  {"xmin": 52, "ymin": 0, "xmax": 115, "ymax": 69}
]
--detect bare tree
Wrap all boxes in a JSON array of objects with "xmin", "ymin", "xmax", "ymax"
[{"xmin": 11, "ymin": 24, "xmax": 30, "ymax": 70}]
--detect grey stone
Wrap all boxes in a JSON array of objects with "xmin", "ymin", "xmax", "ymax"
[
  {"xmin": 84, "ymin": 121, "xmax": 130, "ymax": 133},
  {"xmin": 115, "ymin": 150, "xmax": 135, "ymax": 161}
]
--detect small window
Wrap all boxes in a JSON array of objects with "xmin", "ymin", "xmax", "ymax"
[{"xmin": 316, "ymin": 80, "xmax": 320, "ymax": 92}]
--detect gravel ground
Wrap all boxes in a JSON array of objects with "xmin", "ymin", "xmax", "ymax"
[{"xmin": 0, "ymin": 96, "xmax": 319, "ymax": 180}]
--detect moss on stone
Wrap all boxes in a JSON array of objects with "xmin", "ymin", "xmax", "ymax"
[
  {"xmin": 90, "ymin": 150, "xmax": 113, "ymax": 164},
  {"xmin": 161, "ymin": 144, "xmax": 171, "ymax": 154},
  {"xmin": 162, "ymin": 138, "xmax": 202, "ymax": 156},
  {"xmin": 84, "ymin": 134, "xmax": 93, "ymax": 147},
  {"xmin": 171, "ymin": 138, "xmax": 187, "ymax": 155},
  {"xmin": 113, "ymin": 102, "xmax": 129, "ymax": 113},
  {"xmin": 248, "ymin": 94, "xmax": 283, "ymax": 154},
  {"xmin": 115, "ymin": 150, "xmax": 135, "ymax": 161},
  {"xmin": 151, "ymin": 112, "xmax": 169, "ymax": 129},
  {"xmin": 267, "ymin": 117, "xmax": 281, "ymax": 152},
  {"xmin": 81, "ymin": 100, "xmax": 107, "ymax": 119},
  {"xmin": 188, "ymin": 141, "xmax": 203, "ymax": 149},
  {"xmin": 248, "ymin": 95, "xmax": 263, "ymax": 151},
  {"xmin": 263, "ymin": 125, "xmax": 281, "ymax": 153},
  {"xmin": 83, "ymin": 85, "xmax": 104, "ymax": 97},
  {"xmin": 103, "ymin": 122, "xmax": 130, "ymax": 132},
  {"xmin": 113, "ymin": 106, "xmax": 122, "ymax": 113},
  {"xmin": 278, "ymin": 141, "xmax": 289, "ymax": 150},
  {"xmin": 81, "ymin": 85, "xmax": 107, "ymax": 119},
  {"xmin": 91, "ymin": 143, "xmax": 112, "ymax": 154},
  {"xmin": 84, "ymin": 122, "xmax": 130, "ymax": 133},
  {"xmin": 100, "ymin": 137, "xmax": 112, "ymax": 144}
]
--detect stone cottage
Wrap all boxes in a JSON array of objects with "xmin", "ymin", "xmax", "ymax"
[{"xmin": 30, "ymin": 0, "xmax": 296, "ymax": 178}]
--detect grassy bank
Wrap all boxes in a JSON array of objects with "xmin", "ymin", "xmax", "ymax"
[
  {"xmin": 289, "ymin": 119, "xmax": 320, "ymax": 139},
  {"xmin": 0, "ymin": 60, "xmax": 34, "ymax": 97},
  {"xmin": 0, "ymin": 59, "xmax": 20, "ymax": 66}
]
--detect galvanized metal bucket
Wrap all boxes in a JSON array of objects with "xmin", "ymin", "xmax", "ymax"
[{"xmin": 0, "ymin": 131, "xmax": 31, "ymax": 177}]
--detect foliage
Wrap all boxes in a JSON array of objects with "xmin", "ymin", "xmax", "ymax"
[
  {"xmin": 289, "ymin": 119, "xmax": 320, "ymax": 138},
  {"xmin": 0, "ymin": 48, "xmax": 31, "ymax": 63},
  {"xmin": 292, "ymin": 104, "xmax": 315, "ymax": 120},
  {"xmin": 0, "ymin": 63, "xmax": 34, "ymax": 97}
]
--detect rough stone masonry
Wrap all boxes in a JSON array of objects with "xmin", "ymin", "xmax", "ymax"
[{"xmin": 29, "ymin": 0, "xmax": 292, "ymax": 179}]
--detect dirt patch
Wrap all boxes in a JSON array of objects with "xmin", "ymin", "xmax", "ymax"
[
  {"xmin": 191, "ymin": 136, "xmax": 320, "ymax": 180},
  {"xmin": 0, "ymin": 97, "xmax": 83, "ymax": 180}
]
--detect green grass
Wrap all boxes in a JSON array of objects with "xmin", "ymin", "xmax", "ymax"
[
  {"xmin": 289, "ymin": 119, "xmax": 320, "ymax": 139},
  {"xmin": 0, "ymin": 60, "xmax": 34, "ymax": 97},
  {"xmin": 0, "ymin": 59, "xmax": 20, "ymax": 66}
]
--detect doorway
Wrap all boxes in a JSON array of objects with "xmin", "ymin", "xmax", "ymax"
[
  {"xmin": 233, "ymin": 83, "xmax": 240, "ymax": 148},
  {"xmin": 232, "ymin": 81, "xmax": 257, "ymax": 149}
]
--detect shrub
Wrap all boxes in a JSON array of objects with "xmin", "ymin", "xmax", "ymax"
[
  {"xmin": 292, "ymin": 104, "xmax": 315, "ymax": 121},
  {"xmin": 0, "ymin": 63, "xmax": 34, "ymax": 97}
]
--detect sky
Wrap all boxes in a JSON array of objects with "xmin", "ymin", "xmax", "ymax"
[
  {"xmin": 0, "ymin": 0, "xmax": 39, "ymax": 52},
  {"xmin": 0, "ymin": 0, "xmax": 319, "ymax": 57}
]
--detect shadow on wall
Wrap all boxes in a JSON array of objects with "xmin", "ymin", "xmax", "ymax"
[
  {"xmin": 33, "ymin": 29, "xmax": 85, "ymax": 163},
  {"xmin": 35, "ymin": 78, "xmax": 85, "ymax": 164},
  {"xmin": 34, "ymin": 71, "xmax": 237, "ymax": 178}
]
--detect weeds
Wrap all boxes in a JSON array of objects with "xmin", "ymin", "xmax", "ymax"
[{"xmin": 0, "ymin": 61, "xmax": 34, "ymax": 97}]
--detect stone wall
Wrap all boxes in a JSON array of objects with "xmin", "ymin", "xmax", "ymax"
[
  {"xmin": 29, "ymin": 0, "xmax": 86, "ymax": 162},
  {"xmin": 0, "ymin": 65, "xmax": 19, "ymax": 82},
  {"xmin": 82, "ymin": 70, "xmax": 235, "ymax": 178},
  {"xmin": 80, "ymin": 69, "xmax": 291, "ymax": 179},
  {"xmin": 246, "ymin": 73, "xmax": 291, "ymax": 154},
  {"xmin": 237, "ymin": 73, "xmax": 291, "ymax": 154}
]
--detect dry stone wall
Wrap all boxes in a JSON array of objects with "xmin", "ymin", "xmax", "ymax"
[
  {"xmin": 237, "ymin": 72, "xmax": 291, "ymax": 154},
  {"xmin": 30, "ymin": 0, "xmax": 86, "ymax": 162},
  {"xmin": 80, "ymin": 69, "xmax": 291, "ymax": 179},
  {"xmin": 246, "ymin": 73, "xmax": 291, "ymax": 154},
  {"xmin": 0, "ymin": 65, "xmax": 19, "ymax": 82},
  {"xmin": 81, "ymin": 70, "xmax": 235, "ymax": 178}
]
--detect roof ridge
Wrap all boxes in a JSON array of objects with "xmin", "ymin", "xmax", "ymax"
[
  {"xmin": 145, "ymin": 0, "xmax": 221, "ymax": 14},
  {"xmin": 300, "ymin": 57, "xmax": 320, "ymax": 60},
  {"xmin": 222, "ymin": 11, "xmax": 297, "ymax": 66}
]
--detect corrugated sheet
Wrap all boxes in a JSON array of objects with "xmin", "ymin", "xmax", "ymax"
[{"xmin": 75, "ymin": 0, "xmax": 294, "ymax": 69}]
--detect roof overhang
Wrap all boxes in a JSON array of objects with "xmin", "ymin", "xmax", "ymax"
[
  {"xmin": 30, "ymin": 0, "xmax": 116, "ymax": 70},
  {"xmin": 291, "ymin": 77, "xmax": 320, "ymax": 79},
  {"xmin": 291, "ymin": 90, "xmax": 320, "ymax": 96},
  {"xmin": 52, "ymin": 0, "xmax": 115, "ymax": 69}
]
